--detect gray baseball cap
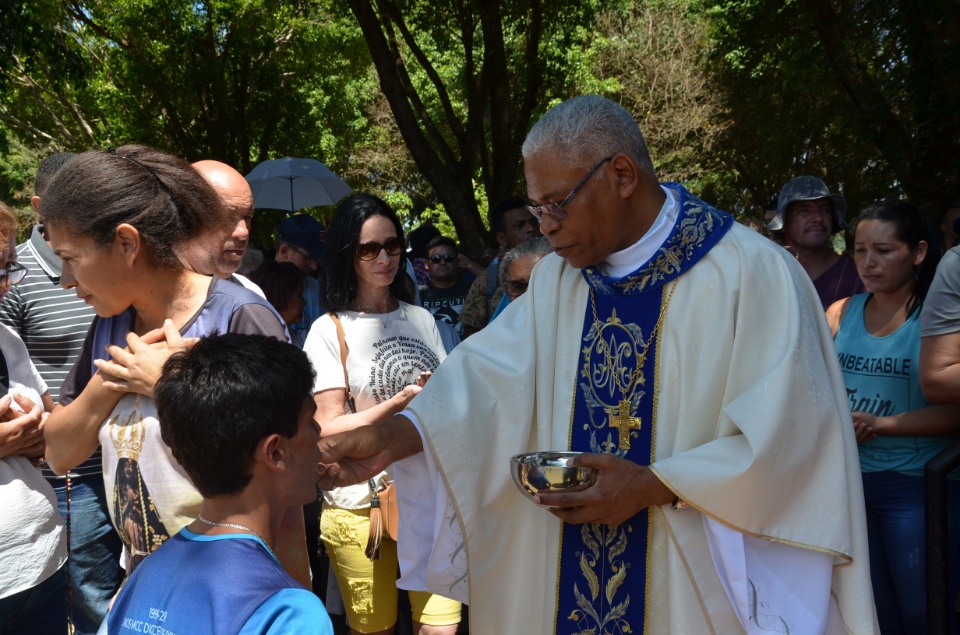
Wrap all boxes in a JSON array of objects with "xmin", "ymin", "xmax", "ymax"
[{"xmin": 767, "ymin": 175, "xmax": 848, "ymax": 233}]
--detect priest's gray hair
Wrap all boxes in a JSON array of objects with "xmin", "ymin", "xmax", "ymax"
[
  {"xmin": 500, "ymin": 236, "xmax": 555, "ymax": 289},
  {"xmin": 522, "ymin": 95, "xmax": 657, "ymax": 180}
]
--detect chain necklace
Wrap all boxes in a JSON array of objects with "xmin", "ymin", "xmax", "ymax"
[
  {"xmin": 589, "ymin": 281, "xmax": 676, "ymax": 449},
  {"xmin": 196, "ymin": 514, "xmax": 279, "ymax": 563},
  {"xmin": 350, "ymin": 296, "xmax": 400, "ymax": 329}
]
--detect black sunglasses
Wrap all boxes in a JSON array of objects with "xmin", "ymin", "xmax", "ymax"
[
  {"xmin": 356, "ymin": 236, "xmax": 404, "ymax": 261},
  {"xmin": 429, "ymin": 253, "xmax": 457, "ymax": 264}
]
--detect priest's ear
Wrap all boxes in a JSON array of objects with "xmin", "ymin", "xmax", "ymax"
[{"xmin": 608, "ymin": 153, "xmax": 645, "ymax": 200}]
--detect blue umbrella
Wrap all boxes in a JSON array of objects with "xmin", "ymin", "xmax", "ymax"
[{"xmin": 245, "ymin": 157, "xmax": 352, "ymax": 211}]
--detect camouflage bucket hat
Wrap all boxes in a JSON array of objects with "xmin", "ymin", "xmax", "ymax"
[{"xmin": 767, "ymin": 175, "xmax": 848, "ymax": 233}]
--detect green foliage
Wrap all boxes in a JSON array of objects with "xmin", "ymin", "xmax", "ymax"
[
  {"xmin": 585, "ymin": 2, "xmax": 729, "ymax": 204},
  {"xmin": 5, "ymin": 0, "xmax": 954, "ymax": 251},
  {"xmin": 699, "ymin": 0, "xmax": 960, "ymax": 218},
  {"xmin": 0, "ymin": 125, "xmax": 44, "ymax": 240}
]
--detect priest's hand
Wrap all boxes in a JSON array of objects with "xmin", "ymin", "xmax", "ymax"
[
  {"xmin": 535, "ymin": 453, "xmax": 675, "ymax": 527},
  {"xmin": 317, "ymin": 414, "xmax": 424, "ymax": 490}
]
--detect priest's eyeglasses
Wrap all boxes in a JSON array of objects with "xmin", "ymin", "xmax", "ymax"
[
  {"xmin": 356, "ymin": 236, "xmax": 404, "ymax": 261},
  {"xmin": 526, "ymin": 156, "xmax": 614, "ymax": 222},
  {"xmin": 0, "ymin": 262, "xmax": 27, "ymax": 287}
]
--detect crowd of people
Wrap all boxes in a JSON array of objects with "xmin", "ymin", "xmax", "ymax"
[{"xmin": 1, "ymin": 94, "xmax": 959, "ymax": 635}]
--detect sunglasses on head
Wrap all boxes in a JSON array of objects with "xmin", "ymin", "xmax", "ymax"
[
  {"xmin": 429, "ymin": 253, "xmax": 457, "ymax": 264},
  {"xmin": 356, "ymin": 236, "xmax": 404, "ymax": 261}
]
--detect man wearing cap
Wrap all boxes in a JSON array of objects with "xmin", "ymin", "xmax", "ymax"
[
  {"xmin": 768, "ymin": 175, "xmax": 864, "ymax": 309},
  {"xmin": 276, "ymin": 214, "xmax": 325, "ymax": 345}
]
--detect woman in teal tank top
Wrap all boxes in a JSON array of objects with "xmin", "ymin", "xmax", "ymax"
[{"xmin": 826, "ymin": 200, "xmax": 960, "ymax": 634}]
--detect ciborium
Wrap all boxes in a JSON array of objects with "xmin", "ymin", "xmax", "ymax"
[{"xmin": 510, "ymin": 452, "xmax": 596, "ymax": 507}]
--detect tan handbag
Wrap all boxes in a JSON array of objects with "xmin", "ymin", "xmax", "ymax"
[{"xmin": 328, "ymin": 313, "xmax": 399, "ymax": 561}]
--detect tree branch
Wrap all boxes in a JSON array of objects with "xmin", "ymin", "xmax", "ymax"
[
  {"xmin": 799, "ymin": 0, "xmax": 912, "ymax": 176},
  {"xmin": 378, "ymin": 0, "xmax": 467, "ymax": 153},
  {"xmin": 62, "ymin": 0, "xmax": 130, "ymax": 50},
  {"xmin": 375, "ymin": 1, "xmax": 461, "ymax": 170}
]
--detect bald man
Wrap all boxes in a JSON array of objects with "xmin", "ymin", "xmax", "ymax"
[
  {"xmin": 182, "ymin": 161, "xmax": 253, "ymax": 275},
  {"xmin": 181, "ymin": 160, "xmax": 267, "ymax": 298}
]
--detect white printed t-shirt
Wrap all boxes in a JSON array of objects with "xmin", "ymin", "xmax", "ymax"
[{"xmin": 304, "ymin": 302, "xmax": 446, "ymax": 509}]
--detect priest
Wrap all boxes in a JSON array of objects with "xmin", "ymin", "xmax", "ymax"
[{"xmin": 317, "ymin": 95, "xmax": 878, "ymax": 634}]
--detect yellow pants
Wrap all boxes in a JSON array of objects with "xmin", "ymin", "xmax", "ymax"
[{"xmin": 321, "ymin": 504, "xmax": 461, "ymax": 632}]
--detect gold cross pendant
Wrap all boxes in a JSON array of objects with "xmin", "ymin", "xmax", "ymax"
[{"xmin": 609, "ymin": 399, "xmax": 641, "ymax": 449}]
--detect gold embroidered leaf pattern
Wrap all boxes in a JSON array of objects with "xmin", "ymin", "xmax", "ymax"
[
  {"xmin": 582, "ymin": 524, "xmax": 600, "ymax": 561},
  {"xmin": 603, "ymin": 596, "xmax": 631, "ymax": 628},
  {"xmin": 573, "ymin": 583, "xmax": 601, "ymax": 625},
  {"xmin": 580, "ymin": 552, "xmax": 600, "ymax": 600},
  {"xmin": 608, "ymin": 528, "xmax": 628, "ymax": 562},
  {"xmin": 601, "ymin": 525, "xmax": 616, "ymax": 548},
  {"xmin": 605, "ymin": 561, "xmax": 627, "ymax": 604}
]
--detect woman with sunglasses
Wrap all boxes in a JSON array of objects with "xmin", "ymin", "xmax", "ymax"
[
  {"xmin": 304, "ymin": 194, "xmax": 460, "ymax": 635},
  {"xmin": 37, "ymin": 146, "xmax": 309, "ymax": 585}
]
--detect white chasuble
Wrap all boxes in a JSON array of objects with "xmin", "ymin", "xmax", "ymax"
[{"xmin": 399, "ymin": 184, "xmax": 878, "ymax": 634}]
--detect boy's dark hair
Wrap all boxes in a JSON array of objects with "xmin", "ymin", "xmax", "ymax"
[
  {"xmin": 426, "ymin": 235, "xmax": 457, "ymax": 254},
  {"xmin": 35, "ymin": 152, "xmax": 77, "ymax": 197},
  {"xmin": 156, "ymin": 333, "xmax": 315, "ymax": 498},
  {"xmin": 488, "ymin": 196, "xmax": 526, "ymax": 235}
]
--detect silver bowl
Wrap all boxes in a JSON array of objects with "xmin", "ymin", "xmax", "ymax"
[{"xmin": 510, "ymin": 452, "xmax": 596, "ymax": 506}]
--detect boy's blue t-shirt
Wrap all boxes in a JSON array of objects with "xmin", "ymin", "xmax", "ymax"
[{"xmin": 107, "ymin": 529, "xmax": 333, "ymax": 635}]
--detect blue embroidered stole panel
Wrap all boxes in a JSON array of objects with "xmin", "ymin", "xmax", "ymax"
[{"xmin": 553, "ymin": 184, "xmax": 733, "ymax": 634}]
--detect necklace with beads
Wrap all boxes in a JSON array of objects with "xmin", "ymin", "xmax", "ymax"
[
  {"xmin": 196, "ymin": 514, "xmax": 279, "ymax": 562},
  {"xmin": 589, "ymin": 281, "xmax": 676, "ymax": 449}
]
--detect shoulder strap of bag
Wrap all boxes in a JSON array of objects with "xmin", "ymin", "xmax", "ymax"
[
  {"xmin": 327, "ymin": 312, "xmax": 356, "ymax": 414},
  {"xmin": 327, "ymin": 313, "xmax": 388, "ymax": 561}
]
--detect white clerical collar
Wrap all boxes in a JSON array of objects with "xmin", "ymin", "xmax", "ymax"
[{"xmin": 601, "ymin": 185, "xmax": 678, "ymax": 278}]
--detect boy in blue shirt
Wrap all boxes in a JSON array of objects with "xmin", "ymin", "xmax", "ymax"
[{"xmin": 106, "ymin": 333, "xmax": 333, "ymax": 634}]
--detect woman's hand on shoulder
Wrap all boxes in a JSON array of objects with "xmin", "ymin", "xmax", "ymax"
[{"xmin": 95, "ymin": 319, "xmax": 198, "ymax": 398}]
